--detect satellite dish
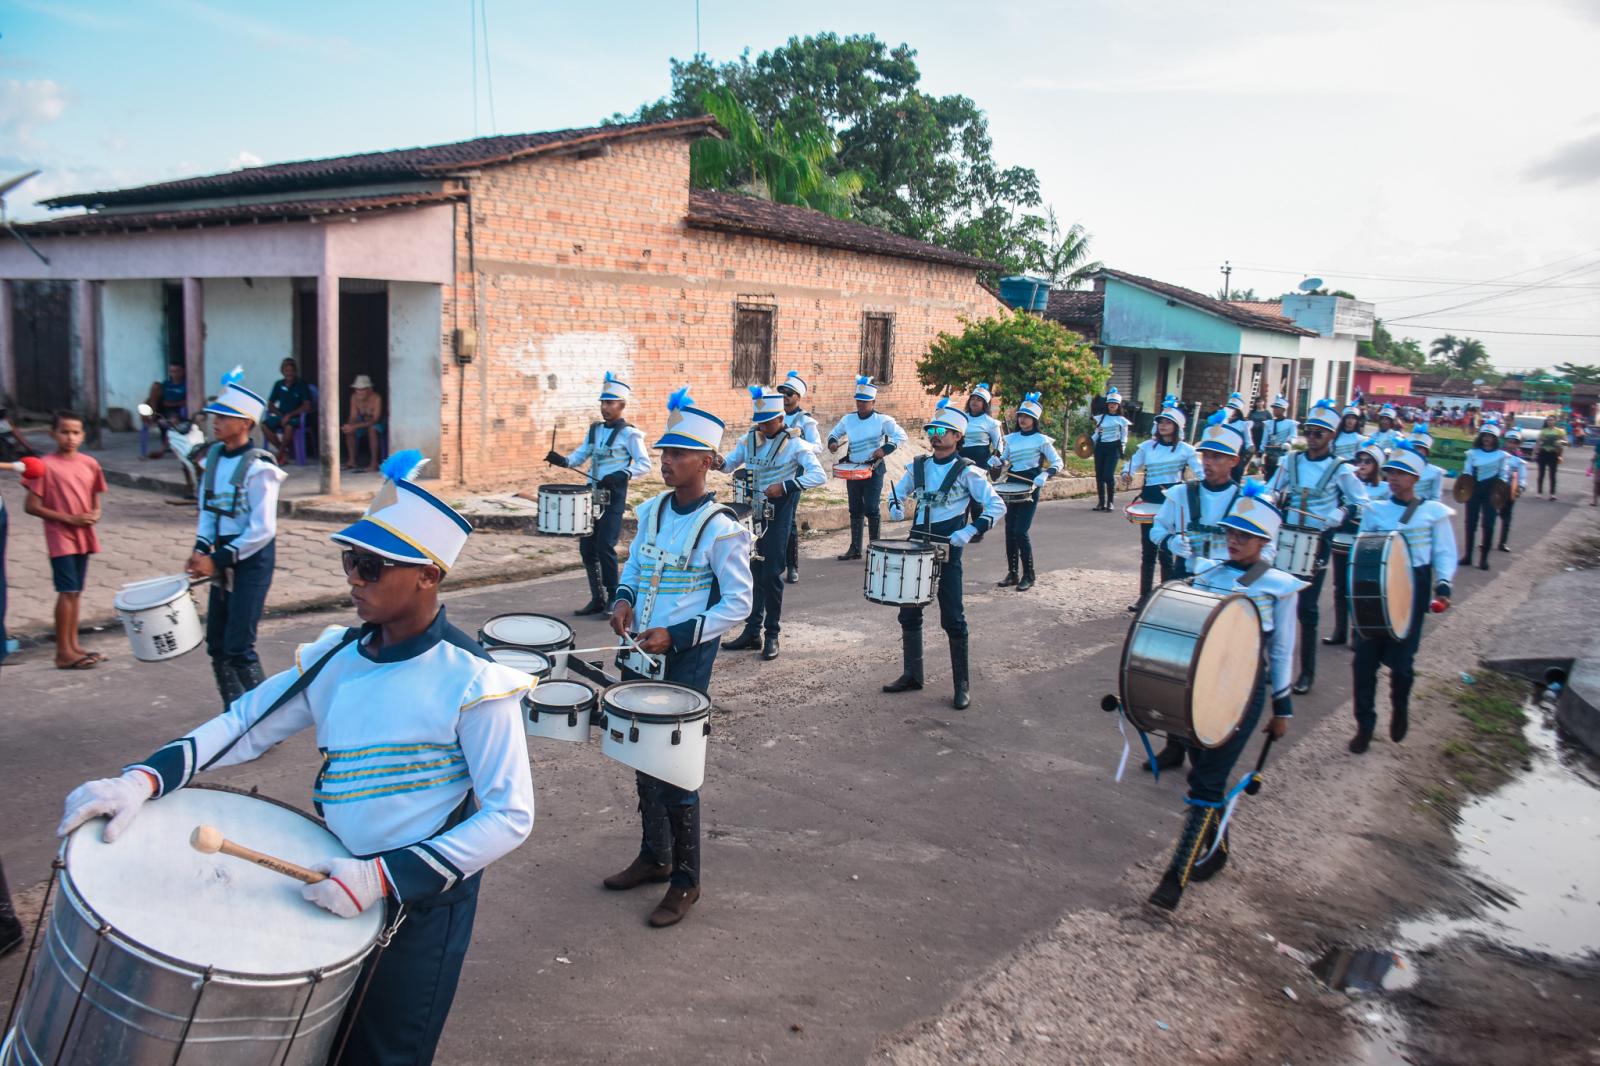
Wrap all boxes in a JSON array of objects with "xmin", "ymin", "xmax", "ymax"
[
  {"xmin": 1298, "ymin": 277, "xmax": 1324, "ymax": 292},
  {"xmin": 0, "ymin": 170, "xmax": 48, "ymax": 265},
  {"xmin": 1472, "ymin": 378, "xmax": 1485, "ymax": 386}
]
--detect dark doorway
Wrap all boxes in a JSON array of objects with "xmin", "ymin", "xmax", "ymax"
[
  {"xmin": 1155, "ymin": 356, "xmax": 1170, "ymax": 405},
  {"xmin": 11, "ymin": 281, "xmax": 73, "ymax": 414},
  {"xmin": 291, "ymin": 283, "xmax": 388, "ymax": 463},
  {"xmin": 162, "ymin": 282, "xmax": 186, "ymax": 368}
]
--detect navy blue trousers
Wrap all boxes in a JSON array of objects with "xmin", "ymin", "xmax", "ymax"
[
  {"xmin": 897, "ymin": 545, "xmax": 967, "ymax": 638},
  {"xmin": 627, "ymin": 637, "xmax": 716, "ymax": 889},
  {"xmin": 1184, "ymin": 680, "xmax": 1266, "ymax": 805},
  {"xmin": 579, "ymin": 479, "xmax": 628, "ymax": 596},
  {"xmin": 742, "ymin": 489, "xmax": 799, "ymax": 635},
  {"xmin": 205, "ymin": 541, "xmax": 275, "ymax": 672},
  {"xmin": 1135, "ymin": 484, "xmax": 1169, "ymax": 597},
  {"xmin": 1353, "ymin": 566, "xmax": 1432, "ymax": 734},
  {"xmin": 1295, "ymin": 533, "xmax": 1333, "ymax": 678},
  {"xmin": 334, "ymin": 873, "xmax": 482, "ymax": 1066},
  {"xmin": 1463, "ymin": 483, "xmax": 1501, "ymax": 554},
  {"xmin": 846, "ymin": 465, "xmax": 885, "ymax": 518},
  {"xmin": 1093, "ymin": 442, "xmax": 1120, "ymax": 506},
  {"xmin": 1003, "ymin": 495, "xmax": 1039, "ymax": 552}
]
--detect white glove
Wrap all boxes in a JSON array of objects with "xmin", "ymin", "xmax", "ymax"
[
  {"xmin": 889, "ymin": 504, "xmax": 905, "ymax": 522},
  {"xmin": 1032, "ymin": 473, "xmax": 1047, "ymax": 488},
  {"xmin": 1169, "ymin": 534, "xmax": 1194, "ymax": 559},
  {"xmin": 302, "ymin": 858, "xmax": 389, "ymax": 918},
  {"xmin": 948, "ymin": 527, "xmax": 976, "ymax": 548},
  {"xmin": 58, "ymin": 770, "xmax": 156, "ymax": 842}
]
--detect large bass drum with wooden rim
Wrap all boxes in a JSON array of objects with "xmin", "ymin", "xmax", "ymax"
[
  {"xmin": 1119, "ymin": 582, "xmax": 1264, "ymax": 749},
  {"xmin": 1348, "ymin": 530, "xmax": 1415, "ymax": 641}
]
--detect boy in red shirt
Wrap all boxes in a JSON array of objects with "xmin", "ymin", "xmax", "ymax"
[{"xmin": 23, "ymin": 411, "xmax": 107, "ymax": 669}]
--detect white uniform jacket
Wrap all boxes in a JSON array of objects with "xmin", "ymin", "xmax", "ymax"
[
  {"xmin": 1332, "ymin": 431, "xmax": 1364, "ymax": 461},
  {"xmin": 1264, "ymin": 417, "xmax": 1298, "ymax": 450},
  {"xmin": 994, "ymin": 429, "xmax": 1062, "ymax": 483},
  {"xmin": 1149, "ymin": 480, "xmax": 1246, "ymax": 563},
  {"xmin": 1190, "ymin": 557, "xmax": 1306, "ymax": 705},
  {"xmin": 721, "ymin": 429, "xmax": 827, "ymax": 495},
  {"xmin": 1121, "ymin": 439, "xmax": 1202, "ymax": 487},
  {"xmin": 194, "ymin": 444, "xmax": 287, "ymax": 567},
  {"xmin": 1358, "ymin": 496, "xmax": 1458, "ymax": 597},
  {"xmin": 963, "ymin": 412, "xmax": 1005, "ymax": 459},
  {"xmin": 563, "ymin": 420, "xmax": 651, "ymax": 482},
  {"xmin": 888, "ymin": 456, "xmax": 1006, "ymax": 541},
  {"xmin": 783, "ymin": 408, "xmax": 821, "ymax": 448},
  {"xmin": 614, "ymin": 492, "xmax": 754, "ymax": 651},
  {"xmin": 1090, "ymin": 413, "xmax": 1131, "ymax": 446},
  {"xmin": 1462, "ymin": 447, "xmax": 1512, "ymax": 483},
  {"xmin": 1266, "ymin": 451, "xmax": 1369, "ymax": 530}
]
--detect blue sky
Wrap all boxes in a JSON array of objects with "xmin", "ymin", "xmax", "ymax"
[{"xmin": 4, "ymin": 0, "xmax": 1598, "ymax": 369}]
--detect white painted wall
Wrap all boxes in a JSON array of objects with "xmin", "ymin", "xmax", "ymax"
[
  {"xmin": 100, "ymin": 279, "xmax": 167, "ymax": 415},
  {"xmin": 201, "ymin": 277, "xmax": 293, "ymax": 399},
  {"xmin": 1298, "ymin": 335, "xmax": 1356, "ymax": 404},
  {"xmin": 388, "ymin": 282, "xmax": 442, "ymax": 460}
]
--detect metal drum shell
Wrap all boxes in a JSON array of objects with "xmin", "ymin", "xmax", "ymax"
[
  {"xmin": 994, "ymin": 481, "xmax": 1037, "ymax": 504},
  {"xmin": 1274, "ymin": 526, "xmax": 1324, "ymax": 579},
  {"xmin": 477, "ymin": 614, "xmax": 575, "ymax": 656},
  {"xmin": 536, "ymin": 484, "xmax": 595, "ymax": 537},
  {"xmin": 1330, "ymin": 532, "xmax": 1355, "ymax": 558},
  {"xmin": 1123, "ymin": 500, "xmax": 1161, "ymax": 525},
  {"xmin": 1119, "ymin": 582, "xmax": 1264, "ymax": 750},
  {"xmin": 524, "ymin": 679, "xmax": 597, "ymax": 743},
  {"xmin": 114, "ymin": 577, "xmax": 204, "ymax": 663},
  {"xmin": 863, "ymin": 541, "xmax": 940, "ymax": 607}
]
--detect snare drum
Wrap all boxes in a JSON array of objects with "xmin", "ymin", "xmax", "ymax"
[
  {"xmin": 479, "ymin": 613, "xmax": 576, "ymax": 676},
  {"xmin": 1274, "ymin": 525, "xmax": 1326, "ymax": 578},
  {"xmin": 6, "ymin": 786, "xmax": 380, "ymax": 1066},
  {"xmin": 598, "ymin": 680, "xmax": 713, "ymax": 791},
  {"xmin": 114, "ymin": 574, "xmax": 204, "ymax": 662},
  {"xmin": 832, "ymin": 461, "xmax": 875, "ymax": 481},
  {"xmin": 863, "ymin": 540, "xmax": 940, "ymax": 606},
  {"xmin": 1120, "ymin": 582, "xmax": 1264, "ymax": 749},
  {"xmin": 537, "ymin": 483, "xmax": 595, "ymax": 536},
  {"xmin": 1124, "ymin": 500, "xmax": 1161, "ymax": 525},
  {"xmin": 995, "ymin": 479, "xmax": 1037, "ymax": 503},
  {"xmin": 524, "ymin": 679, "xmax": 597, "ymax": 743},
  {"xmin": 1348, "ymin": 531, "xmax": 1415, "ymax": 640},
  {"xmin": 486, "ymin": 646, "xmax": 554, "ymax": 679}
]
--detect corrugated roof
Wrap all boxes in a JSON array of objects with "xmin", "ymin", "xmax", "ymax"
[
  {"xmin": 1229, "ymin": 300, "xmax": 1289, "ymax": 321},
  {"xmin": 1094, "ymin": 268, "xmax": 1315, "ymax": 336},
  {"xmin": 9, "ymin": 192, "xmax": 464, "ymax": 237},
  {"xmin": 685, "ymin": 189, "xmax": 997, "ymax": 271},
  {"xmin": 41, "ymin": 117, "xmax": 720, "ymax": 209},
  {"xmin": 1356, "ymin": 355, "xmax": 1415, "ymax": 375},
  {"xmin": 1044, "ymin": 288, "xmax": 1104, "ymax": 324}
]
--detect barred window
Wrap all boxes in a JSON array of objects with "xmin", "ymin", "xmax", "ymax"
[
  {"xmin": 732, "ymin": 301, "xmax": 775, "ymax": 387},
  {"xmin": 860, "ymin": 312, "xmax": 894, "ymax": 384}
]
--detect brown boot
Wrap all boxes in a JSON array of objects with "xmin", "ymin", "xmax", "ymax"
[
  {"xmin": 602, "ymin": 856, "xmax": 672, "ymax": 891},
  {"xmin": 648, "ymin": 884, "xmax": 701, "ymax": 927}
]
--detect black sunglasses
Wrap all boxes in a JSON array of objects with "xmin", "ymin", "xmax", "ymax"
[{"xmin": 341, "ymin": 549, "xmax": 419, "ymax": 583}]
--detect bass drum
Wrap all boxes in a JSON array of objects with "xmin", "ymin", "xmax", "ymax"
[
  {"xmin": 1348, "ymin": 531, "xmax": 1414, "ymax": 641},
  {"xmin": 5, "ymin": 786, "xmax": 380, "ymax": 1066},
  {"xmin": 1120, "ymin": 582, "xmax": 1264, "ymax": 749}
]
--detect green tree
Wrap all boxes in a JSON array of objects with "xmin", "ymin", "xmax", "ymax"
[
  {"xmin": 1452, "ymin": 337, "xmax": 1489, "ymax": 374},
  {"xmin": 613, "ymin": 33, "xmax": 1045, "ymax": 272},
  {"xmin": 1555, "ymin": 361, "xmax": 1600, "ymax": 384},
  {"xmin": 1220, "ymin": 286, "xmax": 1262, "ymax": 301},
  {"xmin": 1428, "ymin": 334, "xmax": 1460, "ymax": 362},
  {"xmin": 690, "ymin": 88, "xmax": 863, "ymax": 216},
  {"xmin": 918, "ymin": 310, "xmax": 1106, "ymax": 422}
]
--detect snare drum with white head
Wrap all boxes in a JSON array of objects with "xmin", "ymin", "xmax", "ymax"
[
  {"xmin": 114, "ymin": 575, "xmax": 204, "ymax": 661},
  {"xmin": 1124, "ymin": 500, "xmax": 1161, "ymax": 525},
  {"xmin": 863, "ymin": 540, "xmax": 940, "ymax": 606},
  {"xmin": 486, "ymin": 646, "xmax": 554, "ymax": 679},
  {"xmin": 537, "ymin": 483, "xmax": 595, "ymax": 536},
  {"xmin": 479, "ymin": 613, "xmax": 576, "ymax": 677},
  {"xmin": 994, "ymin": 479, "xmax": 1037, "ymax": 504},
  {"xmin": 1273, "ymin": 525, "xmax": 1325, "ymax": 578},
  {"xmin": 1349, "ymin": 530, "xmax": 1415, "ymax": 640},
  {"xmin": 524, "ymin": 679, "xmax": 597, "ymax": 743},
  {"xmin": 598, "ymin": 680, "xmax": 713, "ymax": 791},
  {"xmin": 6, "ymin": 786, "xmax": 380, "ymax": 1066}
]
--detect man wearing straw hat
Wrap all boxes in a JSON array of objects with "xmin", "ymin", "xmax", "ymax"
[{"xmin": 59, "ymin": 450, "xmax": 537, "ymax": 1064}]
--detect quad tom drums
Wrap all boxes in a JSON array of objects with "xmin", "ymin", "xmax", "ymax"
[
  {"xmin": 114, "ymin": 575, "xmax": 204, "ymax": 662},
  {"xmin": 479, "ymin": 613, "xmax": 576, "ymax": 675},
  {"xmin": 1120, "ymin": 582, "xmax": 1264, "ymax": 749},
  {"xmin": 1273, "ymin": 525, "xmax": 1325, "ymax": 579},
  {"xmin": 863, "ymin": 540, "xmax": 940, "ymax": 607},
  {"xmin": 524, "ymin": 679, "xmax": 597, "ymax": 743},
  {"xmin": 1348, "ymin": 531, "xmax": 1415, "ymax": 641},
  {"xmin": 537, "ymin": 483, "xmax": 602, "ymax": 536},
  {"xmin": 598, "ymin": 680, "xmax": 713, "ymax": 791}
]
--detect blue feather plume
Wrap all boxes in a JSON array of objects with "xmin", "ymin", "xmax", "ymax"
[
  {"xmin": 667, "ymin": 387, "xmax": 693, "ymax": 412},
  {"xmin": 749, "ymin": 385, "xmax": 764, "ymax": 401},
  {"xmin": 603, "ymin": 370, "xmax": 617, "ymax": 383},
  {"xmin": 220, "ymin": 364, "xmax": 245, "ymax": 388},
  {"xmin": 1206, "ymin": 409, "xmax": 1226, "ymax": 427},
  {"xmin": 976, "ymin": 381, "xmax": 989, "ymax": 391},
  {"xmin": 935, "ymin": 396, "xmax": 952, "ymax": 410},
  {"xmin": 1240, "ymin": 476, "xmax": 1269, "ymax": 499},
  {"xmin": 1163, "ymin": 393, "xmax": 1178, "ymax": 407},
  {"xmin": 856, "ymin": 374, "xmax": 871, "ymax": 386},
  {"xmin": 1024, "ymin": 391, "xmax": 1041, "ymax": 404},
  {"xmin": 380, "ymin": 448, "xmax": 428, "ymax": 483}
]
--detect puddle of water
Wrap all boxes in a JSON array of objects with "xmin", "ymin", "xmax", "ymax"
[
  {"xmin": 1345, "ymin": 1002, "xmax": 1414, "ymax": 1065},
  {"xmin": 1399, "ymin": 695, "xmax": 1600, "ymax": 959},
  {"xmin": 1312, "ymin": 947, "xmax": 1418, "ymax": 994}
]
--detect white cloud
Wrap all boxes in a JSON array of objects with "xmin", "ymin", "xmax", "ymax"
[
  {"xmin": 0, "ymin": 79, "xmax": 67, "ymax": 145},
  {"xmin": 227, "ymin": 150, "xmax": 264, "ymax": 170}
]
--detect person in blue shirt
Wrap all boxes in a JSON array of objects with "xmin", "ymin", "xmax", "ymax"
[
  {"xmin": 1458, "ymin": 422, "xmax": 1512, "ymax": 571},
  {"xmin": 1121, "ymin": 398, "xmax": 1202, "ymax": 609},
  {"xmin": 261, "ymin": 358, "xmax": 314, "ymax": 464},
  {"xmin": 141, "ymin": 361, "xmax": 188, "ymax": 458},
  {"xmin": 826, "ymin": 377, "xmax": 907, "ymax": 560},
  {"xmin": 993, "ymin": 392, "xmax": 1062, "ymax": 591},
  {"xmin": 960, "ymin": 383, "xmax": 1005, "ymax": 540},
  {"xmin": 1496, "ymin": 429, "xmax": 1527, "ymax": 553},
  {"xmin": 776, "ymin": 370, "xmax": 820, "ymax": 585}
]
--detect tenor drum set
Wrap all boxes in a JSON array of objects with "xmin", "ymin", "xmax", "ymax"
[{"xmin": 114, "ymin": 575, "xmax": 205, "ymax": 662}]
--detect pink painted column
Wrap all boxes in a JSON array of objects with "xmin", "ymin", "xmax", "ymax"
[
  {"xmin": 317, "ymin": 273, "xmax": 340, "ymax": 495},
  {"xmin": 0, "ymin": 279, "xmax": 15, "ymax": 403},
  {"xmin": 182, "ymin": 277, "xmax": 204, "ymax": 416},
  {"xmin": 75, "ymin": 279, "xmax": 101, "ymax": 445}
]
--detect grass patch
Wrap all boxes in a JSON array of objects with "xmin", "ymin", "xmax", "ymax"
[
  {"xmin": 1565, "ymin": 530, "xmax": 1600, "ymax": 571},
  {"xmin": 1421, "ymin": 670, "xmax": 1532, "ymax": 820}
]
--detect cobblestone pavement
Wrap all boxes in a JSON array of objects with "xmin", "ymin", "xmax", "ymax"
[{"xmin": 1, "ymin": 475, "xmax": 581, "ymax": 643}]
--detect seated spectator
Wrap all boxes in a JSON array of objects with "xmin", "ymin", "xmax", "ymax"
[
  {"xmin": 341, "ymin": 375, "xmax": 384, "ymax": 472},
  {"xmin": 140, "ymin": 362, "xmax": 187, "ymax": 458},
  {"xmin": 262, "ymin": 358, "xmax": 314, "ymax": 463}
]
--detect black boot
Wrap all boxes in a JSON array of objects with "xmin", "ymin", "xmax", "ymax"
[
  {"xmin": 1190, "ymin": 826, "xmax": 1229, "ymax": 882},
  {"xmin": 650, "ymin": 805, "xmax": 701, "ymax": 928},
  {"xmin": 1148, "ymin": 805, "xmax": 1218, "ymax": 911},
  {"xmin": 949, "ymin": 633, "xmax": 971, "ymax": 710},
  {"xmin": 785, "ymin": 529, "xmax": 800, "ymax": 584},
  {"xmin": 237, "ymin": 658, "xmax": 266, "ymax": 692},
  {"xmin": 1292, "ymin": 672, "xmax": 1314, "ymax": 695},
  {"xmin": 867, "ymin": 513, "xmax": 882, "ymax": 544},
  {"xmin": 722, "ymin": 624, "xmax": 761, "ymax": 651},
  {"xmin": 1478, "ymin": 546, "xmax": 1490, "ymax": 571},
  {"xmin": 1016, "ymin": 546, "xmax": 1036, "ymax": 592},
  {"xmin": 883, "ymin": 631, "xmax": 923, "ymax": 692},
  {"xmin": 1322, "ymin": 625, "xmax": 1347, "ymax": 646},
  {"xmin": 1497, "ymin": 541, "xmax": 1511, "ymax": 553},
  {"xmin": 838, "ymin": 517, "xmax": 863, "ymax": 561},
  {"xmin": 0, "ymin": 859, "xmax": 24, "ymax": 958},
  {"xmin": 1143, "ymin": 738, "xmax": 1187, "ymax": 772},
  {"xmin": 761, "ymin": 633, "xmax": 780, "ymax": 661},
  {"xmin": 211, "ymin": 658, "xmax": 245, "ymax": 711},
  {"xmin": 574, "ymin": 562, "xmax": 608, "ymax": 615},
  {"xmin": 998, "ymin": 544, "xmax": 1019, "ymax": 587},
  {"xmin": 1349, "ymin": 730, "xmax": 1373, "ymax": 754}
]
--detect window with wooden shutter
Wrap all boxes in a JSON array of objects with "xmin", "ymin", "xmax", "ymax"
[
  {"xmin": 860, "ymin": 312, "xmax": 894, "ymax": 384},
  {"xmin": 732, "ymin": 302, "xmax": 775, "ymax": 387}
]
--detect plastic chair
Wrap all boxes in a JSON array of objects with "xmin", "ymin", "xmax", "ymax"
[{"xmin": 292, "ymin": 385, "xmax": 319, "ymax": 466}]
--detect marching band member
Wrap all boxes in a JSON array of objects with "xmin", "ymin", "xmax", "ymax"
[
  {"xmin": 826, "ymin": 376, "xmax": 907, "ymax": 561},
  {"xmin": 1459, "ymin": 421, "xmax": 1510, "ymax": 571},
  {"xmin": 1261, "ymin": 394, "xmax": 1298, "ymax": 480},
  {"xmin": 778, "ymin": 370, "xmax": 820, "ymax": 585},
  {"xmin": 1324, "ymin": 441, "xmax": 1388, "ymax": 647},
  {"xmin": 1120, "ymin": 397, "xmax": 1201, "ymax": 609},
  {"xmin": 547, "ymin": 371, "xmax": 651, "ymax": 616},
  {"xmin": 1332, "ymin": 403, "xmax": 1366, "ymax": 461},
  {"xmin": 60, "ymin": 451, "xmax": 536, "ymax": 1064},
  {"xmin": 1090, "ymin": 386, "xmax": 1132, "ymax": 511},
  {"xmin": 883, "ymin": 398, "xmax": 1006, "ymax": 710},
  {"xmin": 188, "ymin": 371, "xmax": 287, "ymax": 709},
  {"xmin": 961, "ymin": 383, "xmax": 1005, "ymax": 541},
  {"xmin": 994, "ymin": 391, "xmax": 1062, "ymax": 591},
  {"xmin": 1405, "ymin": 426, "xmax": 1446, "ymax": 502},
  {"xmin": 1349, "ymin": 445, "xmax": 1456, "ymax": 753},
  {"xmin": 608, "ymin": 388, "xmax": 754, "ymax": 927},
  {"xmin": 1265, "ymin": 398, "xmax": 1370, "ymax": 695},
  {"xmin": 1144, "ymin": 419, "xmax": 1249, "ymax": 771},
  {"xmin": 1368, "ymin": 404, "xmax": 1403, "ymax": 451},
  {"xmin": 1222, "ymin": 392, "xmax": 1253, "ymax": 482},
  {"xmin": 1496, "ymin": 429, "xmax": 1526, "ymax": 553},
  {"xmin": 1148, "ymin": 481, "xmax": 1303, "ymax": 911},
  {"xmin": 719, "ymin": 386, "xmax": 826, "ymax": 660}
]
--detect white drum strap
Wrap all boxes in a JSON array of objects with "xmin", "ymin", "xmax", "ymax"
[{"xmin": 633, "ymin": 498, "xmax": 726, "ymax": 631}]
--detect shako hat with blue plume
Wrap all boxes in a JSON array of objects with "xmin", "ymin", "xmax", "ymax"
[
  {"xmin": 1301, "ymin": 398, "xmax": 1341, "ymax": 434},
  {"xmin": 1381, "ymin": 442, "xmax": 1429, "ymax": 477},
  {"xmin": 1017, "ymin": 391, "xmax": 1044, "ymax": 423},
  {"xmin": 749, "ymin": 385, "xmax": 785, "ymax": 424},
  {"xmin": 598, "ymin": 371, "xmax": 631, "ymax": 402},
  {"xmin": 854, "ymin": 375, "xmax": 878, "ymax": 402},
  {"xmin": 654, "ymin": 387, "xmax": 725, "ymax": 451},
  {"xmin": 202, "ymin": 366, "xmax": 266, "ymax": 423},
  {"xmin": 1219, "ymin": 477, "xmax": 1282, "ymax": 542},
  {"xmin": 330, "ymin": 450, "xmax": 471, "ymax": 571},
  {"xmin": 927, "ymin": 396, "xmax": 969, "ymax": 434}
]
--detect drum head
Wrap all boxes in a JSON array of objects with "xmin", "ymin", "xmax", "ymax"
[
  {"xmin": 532, "ymin": 679, "xmax": 594, "ymax": 709},
  {"xmin": 487, "ymin": 647, "xmax": 553, "ymax": 675},
  {"xmin": 115, "ymin": 575, "xmax": 190, "ymax": 611},
  {"xmin": 1385, "ymin": 534, "xmax": 1415, "ymax": 637},
  {"xmin": 1191, "ymin": 596, "xmax": 1263, "ymax": 748},
  {"xmin": 540, "ymin": 484, "xmax": 588, "ymax": 496},
  {"xmin": 869, "ymin": 540, "xmax": 935, "ymax": 556},
  {"xmin": 603, "ymin": 680, "xmax": 712, "ymax": 722},
  {"xmin": 64, "ymin": 787, "xmax": 379, "ymax": 975},
  {"xmin": 481, "ymin": 613, "xmax": 574, "ymax": 650}
]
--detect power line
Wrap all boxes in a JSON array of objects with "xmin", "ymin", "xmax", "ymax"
[
  {"xmin": 1382, "ymin": 324, "xmax": 1600, "ymax": 338},
  {"xmin": 1232, "ymin": 255, "xmax": 1600, "ymax": 291},
  {"xmin": 1362, "ymin": 249, "xmax": 1600, "ymax": 302},
  {"xmin": 480, "ymin": 0, "xmax": 497, "ymax": 134},
  {"xmin": 1388, "ymin": 261, "xmax": 1600, "ymax": 324}
]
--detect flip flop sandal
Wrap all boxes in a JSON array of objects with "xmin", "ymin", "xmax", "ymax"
[
  {"xmin": 57, "ymin": 656, "xmax": 99, "ymax": 670},
  {"xmin": 84, "ymin": 651, "xmax": 108, "ymax": 664}
]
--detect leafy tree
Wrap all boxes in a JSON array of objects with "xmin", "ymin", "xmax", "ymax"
[
  {"xmin": 1452, "ymin": 337, "xmax": 1489, "ymax": 374},
  {"xmin": 690, "ymin": 88, "xmax": 863, "ymax": 216},
  {"xmin": 1428, "ymin": 334, "xmax": 1460, "ymax": 362},
  {"xmin": 1029, "ymin": 212, "xmax": 1101, "ymax": 289},
  {"xmin": 1219, "ymin": 286, "xmax": 1262, "ymax": 301},
  {"xmin": 1555, "ymin": 361, "xmax": 1600, "ymax": 384},
  {"xmin": 918, "ymin": 310, "xmax": 1107, "ymax": 423},
  {"xmin": 614, "ymin": 34, "xmax": 1045, "ymax": 272}
]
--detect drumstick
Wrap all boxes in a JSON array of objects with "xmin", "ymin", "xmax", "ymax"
[
  {"xmin": 1243, "ymin": 736, "xmax": 1275, "ymax": 796},
  {"xmin": 190, "ymin": 824, "xmax": 327, "ymax": 884}
]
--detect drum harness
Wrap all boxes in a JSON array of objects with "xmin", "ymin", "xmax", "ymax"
[
  {"xmin": 582, "ymin": 420, "xmax": 629, "ymax": 504},
  {"xmin": 1278, "ymin": 451, "xmax": 1347, "ymax": 530},
  {"xmin": 199, "ymin": 444, "xmax": 276, "ymax": 590},
  {"xmin": 623, "ymin": 496, "xmax": 733, "ymax": 680},
  {"xmin": 903, "ymin": 454, "xmax": 975, "ymax": 555},
  {"xmin": 738, "ymin": 429, "xmax": 791, "ymax": 530},
  {"xmin": 1183, "ymin": 480, "xmax": 1240, "ymax": 560}
]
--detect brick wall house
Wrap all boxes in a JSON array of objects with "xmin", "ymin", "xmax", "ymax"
[{"xmin": 2, "ymin": 118, "xmax": 1001, "ymax": 491}]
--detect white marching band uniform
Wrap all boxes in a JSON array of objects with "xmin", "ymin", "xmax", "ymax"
[
  {"xmin": 888, "ymin": 456, "xmax": 1007, "ymax": 536},
  {"xmin": 1189, "ymin": 557, "xmax": 1304, "ymax": 704},
  {"xmin": 721, "ymin": 423, "xmax": 827, "ymax": 496},
  {"xmin": 1122, "ymin": 436, "xmax": 1203, "ymax": 487},
  {"xmin": 614, "ymin": 493, "xmax": 754, "ymax": 659},
  {"xmin": 826, "ymin": 408, "xmax": 908, "ymax": 463},
  {"xmin": 997, "ymin": 427, "xmax": 1064, "ymax": 484},
  {"xmin": 561, "ymin": 420, "xmax": 651, "ymax": 481},
  {"xmin": 1265, "ymin": 449, "xmax": 1370, "ymax": 530}
]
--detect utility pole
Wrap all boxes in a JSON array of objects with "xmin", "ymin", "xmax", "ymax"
[{"xmin": 1220, "ymin": 260, "xmax": 1232, "ymax": 301}]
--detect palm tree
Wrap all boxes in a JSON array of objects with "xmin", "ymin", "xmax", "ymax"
[
  {"xmin": 1429, "ymin": 334, "xmax": 1460, "ymax": 362},
  {"xmin": 1452, "ymin": 337, "xmax": 1489, "ymax": 374},
  {"xmin": 1034, "ymin": 208, "xmax": 1102, "ymax": 290},
  {"xmin": 690, "ymin": 88, "xmax": 864, "ymax": 218}
]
